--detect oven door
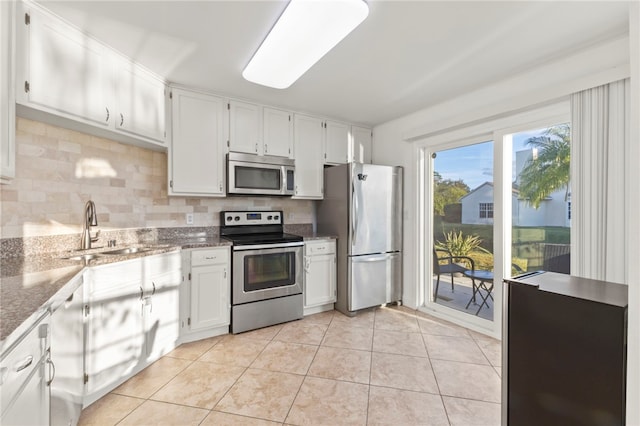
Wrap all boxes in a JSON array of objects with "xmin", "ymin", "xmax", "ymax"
[{"xmin": 232, "ymin": 242, "xmax": 303, "ymax": 305}]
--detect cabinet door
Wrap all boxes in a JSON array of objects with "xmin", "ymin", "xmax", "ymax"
[
  {"xmin": 304, "ymin": 254, "xmax": 336, "ymax": 308},
  {"xmin": 229, "ymin": 100, "xmax": 261, "ymax": 155},
  {"xmin": 0, "ymin": 355, "xmax": 50, "ymax": 426},
  {"xmin": 263, "ymin": 107, "xmax": 293, "ymax": 158},
  {"xmin": 85, "ymin": 262, "xmax": 144, "ymax": 396},
  {"xmin": 114, "ymin": 55, "xmax": 166, "ymax": 143},
  {"xmin": 324, "ymin": 120, "xmax": 349, "ymax": 165},
  {"xmin": 293, "ymin": 114, "xmax": 324, "ymax": 199},
  {"xmin": 0, "ymin": 0, "xmax": 15, "ymax": 183},
  {"xmin": 170, "ymin": 88, "xmax": 226, "ymax": 196},
  {"xmin": 0, "ymin": 315, "xmax": 50, "ymax": 426},
  {"xmin": 351, "ymin": 126, "xmax": 372, "ymax": 164},
  {"xmin": 143, "ymin": 270, "xmax": 180, "ymax": 361},
  {"xmin": 50, "ymin": 284, "xmax": 84, "ymax": 426},
  {"xmin": 190, "ymin": 263, "xmax": 229, "ymax": 331},
  {"xmin": 19, "ymin": 4, "xmax": 111, "ymax": 126}
]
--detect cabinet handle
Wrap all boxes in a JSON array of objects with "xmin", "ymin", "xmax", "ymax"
[
  {"xmin": 105, "ymin": 107, "xmax": 110, "ymax": 122},
  {"xmin": 152, "ymin": 282, "xmax": 156, "ymax": 295},
  {"xmin": 15, "ymin": 355, "xmax": 33, "ymax": 372},
  {"xmin": 255, "ymin": 143, "xmax": 258, "ymax": 153},
  {"xmin": 264, "ymin": 144, "xmax": 268, "ymax": 153},
  {"xmin": 120, "ymin": 113, "xmax": 124, "ymax": 126},
  {"xmin": 219, "ymin": 182, "xmax": 223, "ymax": 192},
  {"xmin": 46, "ymin": 356, "xmax": 56, "ymax": 386},
  {"xmin": 204, "ymin": 256, "xmax": 216, "ymax": 260},
  {"xmin": 139, "ymin": 286, "xmax": 143, "ymax": 300}
]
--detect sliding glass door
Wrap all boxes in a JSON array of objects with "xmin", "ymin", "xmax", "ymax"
[
  {"xmin": 431, "ymin": 140, "xmax": 495, "ymax": 322},
  {"xmin": 510, "ymin": 123, "xmax": 571, "ymax": 275}
]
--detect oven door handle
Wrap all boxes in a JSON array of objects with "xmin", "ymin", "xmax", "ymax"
[{"xmin": 233, "ymin": 241, "xmax": 304, "ymax": 251}]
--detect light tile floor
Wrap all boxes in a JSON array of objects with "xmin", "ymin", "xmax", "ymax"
[{"xmin": 78, "ymin": 306, "xmax": 502, "ymax": 426}]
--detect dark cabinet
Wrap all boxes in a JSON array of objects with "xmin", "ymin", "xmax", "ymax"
[{"xmin": 505, "ymin": 271, "xmax": 627, "ymax": 426}]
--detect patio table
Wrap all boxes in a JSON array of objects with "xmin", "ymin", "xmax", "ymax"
[{"xmin": 463, "ymin": 269, "xmax": 494, "ymax": 315}]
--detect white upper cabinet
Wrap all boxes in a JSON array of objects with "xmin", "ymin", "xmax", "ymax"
[
  {"xmin": 229, "ymin": 100, "xmax": 261, "ymax": 155},
  {"xmin": 263, "ymin": 107, "xmax": 293, "ymax": 158},
  {"xmin": 293, "ymin": 114, "xmax": 324, "ymax": 199},
  {"xmin": 0, "ymin": 0, "xmax": 15, "ymax": 184},
  {"xmin": 113, "ymin": 53, "xmax": 166, "ymax": 143},
  {"xmin": 15, "ymin": 2, "xmax": 167, "ymax": 147},
  {"xmin": 18, "ymin": 2, "xmax": 111, "ymax": 126},
  {"xmin": 169, "ymin": 87, "xmax": 226, "ymax": 197},
  {"xmin": 351, "ymin": 125, "xmax": 372, "ymax": 164},
  {"xmin": 324, "ymin": 120, "xmax": 350, "ymax": 165}
]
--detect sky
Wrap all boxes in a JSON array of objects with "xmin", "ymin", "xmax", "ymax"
[{"xmin": 433, "ymin": 128, "xmax": 548, "ymax": 190}]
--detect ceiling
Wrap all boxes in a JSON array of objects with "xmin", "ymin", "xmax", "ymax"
[{"xmin": 41, "ymin": 1, "xmax": 630, "ymax": 127}]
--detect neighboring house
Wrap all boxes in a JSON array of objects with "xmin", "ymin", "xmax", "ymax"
[{"xmin": 460, "ymin": 149, "xmax": 571, "ymax": 227}]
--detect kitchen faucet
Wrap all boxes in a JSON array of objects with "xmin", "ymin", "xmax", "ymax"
[{"xmin": 80, "ymin": 200, "xmax": 100, "ymax": 250}]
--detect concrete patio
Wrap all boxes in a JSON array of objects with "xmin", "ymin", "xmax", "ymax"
[{"xmin": 432, "ymin": 275, "xmax": 494, "ymax": 321}]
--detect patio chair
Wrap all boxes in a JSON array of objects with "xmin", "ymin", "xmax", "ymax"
[{"xmin": 433, "ymin": 248, "xmax": 475, "ymax": 300}]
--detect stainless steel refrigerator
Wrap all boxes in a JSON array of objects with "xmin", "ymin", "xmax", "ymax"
[{"xmin": 317, "ymin": 163, "xmax": 403, "ymax": 315}]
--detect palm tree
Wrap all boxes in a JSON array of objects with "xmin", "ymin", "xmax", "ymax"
[{"xmin": 518, "ymin": 124, "xmax": 570, "ymax": 209}]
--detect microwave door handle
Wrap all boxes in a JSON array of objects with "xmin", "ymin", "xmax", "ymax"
[{"xmin": 281, "ymin": 166, "xmax": 286, "ymax": 195}]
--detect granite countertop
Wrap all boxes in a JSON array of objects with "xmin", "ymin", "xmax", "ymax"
[
  {"xmin": 0, "ymin": 237, "xmax": 231, "ymax": 350},
  {"xmin": 295, "ymin": 231, "xmax": 338, "ymax": 241}
]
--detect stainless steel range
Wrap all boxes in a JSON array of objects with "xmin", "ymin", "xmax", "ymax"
[{"xmin": 220, "ymin": 210, "xmax": 304, "ymax": 334}]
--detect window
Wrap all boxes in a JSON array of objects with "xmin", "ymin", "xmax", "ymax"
[{"xmin": 479, "ymin": 202, "xmax": 493, "ymax": 219}]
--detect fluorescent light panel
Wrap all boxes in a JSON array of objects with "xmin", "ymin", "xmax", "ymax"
[{"xmin": 243, "ymin": 0, "xmax": 369, "ymax": 89}]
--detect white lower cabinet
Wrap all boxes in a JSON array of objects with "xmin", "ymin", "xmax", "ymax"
[
  {"xmin": 304, "ymin": 240, "xmax": 337, "ymax": 315},
  {"xmin": 84, "ymin": 259, "xmax": 144, "ymax": 401},
  {"xmin": 84, "ymin": 252, "xmax": 180, "ymax": 404},
  {"xmin": 50, "ymin": 283, "xmax": 85, "ymax": 426},
  {"xmin": 142, "ymin": 253, "xmax": 181, "ymax": 361},
  {"xmin": 0, "ymin": 313, "xmax": 51, "ymax": 426},
  {"xmin": 180, "ymin": 247, "xmax": 230, "ymax": 342}
]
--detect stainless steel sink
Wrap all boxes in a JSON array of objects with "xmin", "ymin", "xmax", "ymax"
[
  {"xmin": 101, "ymin": 247, "xmax": 152, "ymax": 255},
  {"xmin": 61, "ymin": 253, "xmax": 102, "ymax": 262}
]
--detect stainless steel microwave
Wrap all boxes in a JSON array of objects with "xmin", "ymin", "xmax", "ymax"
[{"xmin": 227, "ymin": 152, "xmax": 295, "ymax": 196}]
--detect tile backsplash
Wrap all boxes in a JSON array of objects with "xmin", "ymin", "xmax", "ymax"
[{"xmin": 0, "ymin": 118, "xmax": 315, "ymax": 239}]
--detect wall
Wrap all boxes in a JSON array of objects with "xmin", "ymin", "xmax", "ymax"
[
  {"xmin": 372, "ymin": 35, "xmax": 630, "ymax": 312},
  {"xmin": 0, "ymin": 118, "xmax": 314, "ymax": 239}
]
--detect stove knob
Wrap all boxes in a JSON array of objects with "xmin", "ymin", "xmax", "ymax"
[
  {"xmin": 267, "ymin": 215, "xmax": 272, "ymax": 220},
  {"xmin": 226, "ymin": 216, "xmax": 232, "ymax": 223},
  {"xmin": 274, "ymin": 215, "xmax": 279, "ymax": 221},
  {"xmin": 234, "ymin": 216, "xmax": 240, "ymax": 221}
]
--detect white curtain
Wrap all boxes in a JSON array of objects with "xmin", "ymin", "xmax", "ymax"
[{"xmin": 570, "ymin": 79, "xmax": 630, "ymax": 283}]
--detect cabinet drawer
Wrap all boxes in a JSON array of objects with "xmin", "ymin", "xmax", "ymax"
[
  {"xmin": 1, "ymin": 314, "xmax": 49, "ymax": 413},
  {"xmin": 305, "ymin": 240, "xmax": 336, "ymax": 256},
  {"xmin": 191, "ymin": 248, "xmax": 229, "ymax": 266}
]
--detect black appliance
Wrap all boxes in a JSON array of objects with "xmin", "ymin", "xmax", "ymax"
[{"xmin": 504, "ymin": 271, "xmax": 628, "ymax": 425}]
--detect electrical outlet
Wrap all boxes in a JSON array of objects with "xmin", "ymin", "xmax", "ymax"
[{"xmin": 186, "ymin": 213, "xmax": 194, "ymax": 225}]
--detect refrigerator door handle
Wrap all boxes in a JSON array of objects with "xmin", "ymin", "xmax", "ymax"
[
  {"xmin": 351, "ymin": 253, "xmax": 399, "ymax": 262},
  {"xmin": 351, "ymin": 180, "xmax": 357, "ymax": 246}
]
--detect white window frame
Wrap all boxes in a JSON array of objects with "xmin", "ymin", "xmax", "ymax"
[{"xmin": 414, "ymin": 100, "xmax": 570, "ymax": 340}]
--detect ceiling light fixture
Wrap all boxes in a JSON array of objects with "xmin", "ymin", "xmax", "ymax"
[{"xmin": 242, "ymin": 0, "xmax": 369, "ymax": 89}]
